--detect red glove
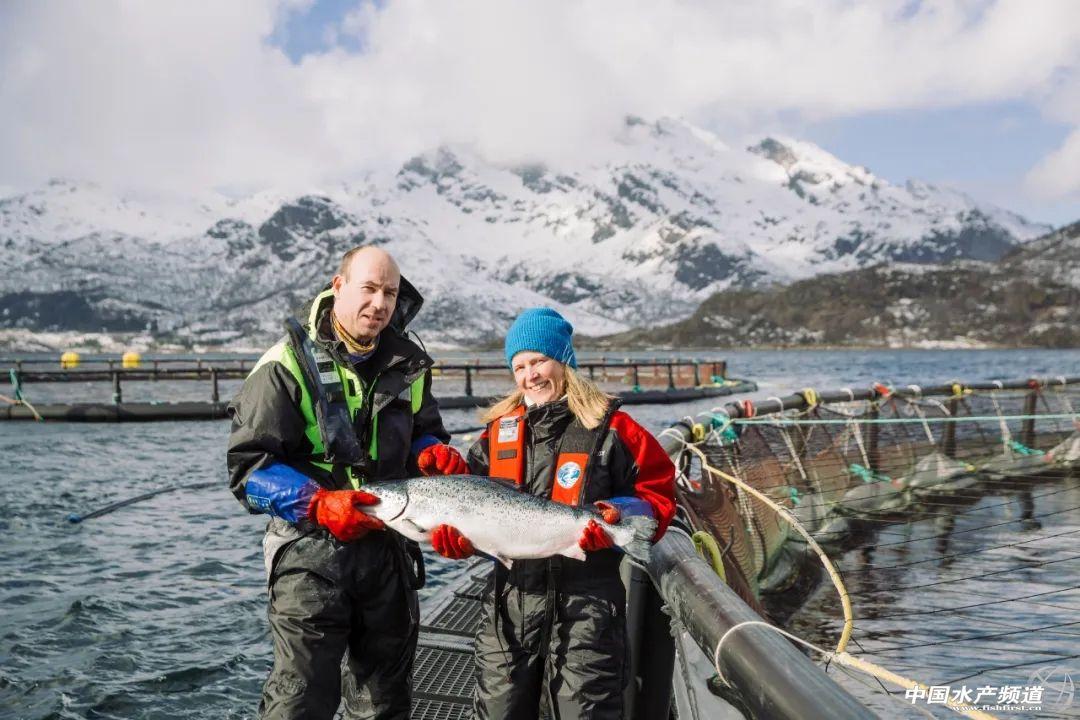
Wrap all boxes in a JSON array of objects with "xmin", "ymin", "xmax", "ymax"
[
  {"xmin": 430, "ymin": 524, "xmax": 474, "ymax": 559},
  {"xmin": 417, "ymin": 444, "xmax": 469, "ymax": 476},
  {"xmin": 307, "ymin": 488, "xmax": 384, "ymax": 542},
  {"xmin": 579, "ymin": 519, "xmax": 615, "ymax": 552},
  {"xmin": 593, "ymin": 500, "xmax": 621, "ymax": 525}
]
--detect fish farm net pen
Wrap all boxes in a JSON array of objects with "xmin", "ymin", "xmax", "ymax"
[{"xmin": 663, "ymin": 377, "xmax": 1080, "ymax": 719}]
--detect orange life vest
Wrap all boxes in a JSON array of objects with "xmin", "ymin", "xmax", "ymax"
[{"xmin": 486, "ymin": 404, "xmax": 593, "ymax": 507}]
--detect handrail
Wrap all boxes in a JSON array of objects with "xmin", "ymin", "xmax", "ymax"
[
  {"xmin": 714, "ymin": 377, "xmax": 1080, "ymax": 420},
  {"xmin": 647, "ymin": 530, "xmax": 872, "ymax": 719},
  {"xmin": 1, "ymin": 355, "xmax": 728, "ymax": 367}
]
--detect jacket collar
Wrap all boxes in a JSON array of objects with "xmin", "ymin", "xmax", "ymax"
[
  {"xmin": 303, "ymin": 279, "xmax": 431, "ymax": 375},
  {"xmin": 525, "ymin": 397, "xmax": 574, "ymax": 442}
]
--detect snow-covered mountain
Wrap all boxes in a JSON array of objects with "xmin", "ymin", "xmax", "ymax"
[
  {"xmin": 598, "ymin": 220, "xmax": 1080, "ymax": 350},
  {"xmin": 0, "ymin": 117, "xmax": 1050, "ymax": 350}
]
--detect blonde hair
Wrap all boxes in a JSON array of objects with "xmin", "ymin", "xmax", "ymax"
[{"xmin": 481, "ymin": 366, "xmax": 615, "ymax": 430}]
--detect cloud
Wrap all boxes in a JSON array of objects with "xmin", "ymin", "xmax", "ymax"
[
  {"xmin": 1026, "ymin": 128, "xmax": 1080, "ymax": 199},
  {"xmin": 1, "ymin": 0, "xmax": 1079, "ymax": 204}
]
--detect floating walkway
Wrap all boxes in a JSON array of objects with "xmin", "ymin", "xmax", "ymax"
[
  {"xmin": 2, "ymin": 356, "xmax": 755, "ymax": 421},
  {"xmin": 0, "ymin": 380, "xmax": 756, "ymax": 421},
  {"xmin": 410, "ymin": 562, "xmax": 488, "ymax": 719}
]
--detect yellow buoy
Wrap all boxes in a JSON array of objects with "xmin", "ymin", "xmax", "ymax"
[
  {"xmin": 122, "ymin": 351, "xmax": 142, "ymax": 368},
  {"xmin": 60, "ymin": 351, "xmax": 80, "ymax": 369}
]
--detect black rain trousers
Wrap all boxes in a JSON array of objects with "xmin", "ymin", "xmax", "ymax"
[
  {"xmin": 259, "ymin": 519, "xmax": 419, "ymax": 720},
  {"xmin": 472, "ymin": 577, "xmax": 628, "ymax": 720}
]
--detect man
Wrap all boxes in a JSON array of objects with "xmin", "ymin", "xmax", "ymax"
[{"xmin": 227, "ymin": 246, "xmax": 469, "ymax": 720}]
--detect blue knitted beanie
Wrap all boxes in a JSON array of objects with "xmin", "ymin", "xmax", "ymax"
[{"xmin": 504, "ymin": 308, "xmax": 577, "ymax": 369}]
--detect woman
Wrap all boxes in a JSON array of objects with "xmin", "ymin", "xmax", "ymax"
[{"xmin": 428, "ymin": 307, "xmax": 676, "ymax": 720}]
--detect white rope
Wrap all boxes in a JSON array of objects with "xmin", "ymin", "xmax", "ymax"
[
  {"xmin": 988, "ymin": 391, "xmax": 1013, "ymax": 456},
  {"xmin": 712, "ymin": 620, "xmax": 822, "ymax": 684},
  {"xmin": 711, "ymin": 621, "xmax": 996, "ymax": 720},
  {"xmin": 851, "ymin": 418, "xmax": 872, "ymax": 469},
  {"xmin": 906, "ymin": 399, "xmax": 936, "ymax": 445},
  {"xmin": 777, "ymin": 423, "xmax": 810, "ymax": 483}
]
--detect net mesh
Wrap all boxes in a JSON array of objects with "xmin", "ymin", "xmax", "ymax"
[{"xmin": 678, "ymin": 383, "xmax": 1080, "ymax": 599}]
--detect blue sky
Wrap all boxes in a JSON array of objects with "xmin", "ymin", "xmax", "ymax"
[
  {"xmin": 270, "ymin": 0, "xmax": 372, "ymax": 58},
  {"xmin": 803, "ymin": 103, "xmax": 1077, "ymax": 226}
]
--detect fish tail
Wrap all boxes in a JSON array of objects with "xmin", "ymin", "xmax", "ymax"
[{"xmin": 620, "ymin": 515, "xmax": 657, "ymax": 563}]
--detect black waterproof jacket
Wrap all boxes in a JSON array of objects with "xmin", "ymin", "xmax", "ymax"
[{"xmin": 227, "ymin": 276, "xmax": 449, "ymax": 505}]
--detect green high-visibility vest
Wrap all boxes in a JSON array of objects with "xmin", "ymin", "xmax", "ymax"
[{"xmin": 251, "ymin": 290, "xmax": 426, "ymax": 489}]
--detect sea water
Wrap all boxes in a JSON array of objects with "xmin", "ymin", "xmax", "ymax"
[{"xmin": 1, "ymin": 349, "xmax": 1077, "ymax": 719}]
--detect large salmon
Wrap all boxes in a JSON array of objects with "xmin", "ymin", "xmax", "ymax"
[{"xmin": 361, "ymin": 475, "xmax": 656, "ymax": 567}]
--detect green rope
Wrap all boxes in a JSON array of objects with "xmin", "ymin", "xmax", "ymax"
[
  {"xmin": 708, "ymin": 413, "xmax": 739, "ymax": 443},
  {"xmin": 1009, "ymin": 440, "xmax": 1045, "ymax": 457},
  {"xmin": 9, "ymin": 368, "xmax": 23, "ymax": 401},
  {"xmin": 849, "ymin": 463, "xmax": 892, "ymax": 484},
  {"xmin": 788, "ymin": 486, "xmax": 802, "ymax": 505}
]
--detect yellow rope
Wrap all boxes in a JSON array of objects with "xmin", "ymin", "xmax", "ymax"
[
  {"xmin": 678, "ymin": 438, "xmax": 1001, "ymax": 720},
  {"xmin": 951, "ymin": 382, "xmax": 972, "ymax": 398},
  {"xmin": 835, "ymin": 653, "xmax": 997, "ymax": 720}
]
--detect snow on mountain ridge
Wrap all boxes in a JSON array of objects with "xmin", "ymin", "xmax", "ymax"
[{"xmin": 0, "ymin": 117, "xmax": 1052, "ymax": 349}]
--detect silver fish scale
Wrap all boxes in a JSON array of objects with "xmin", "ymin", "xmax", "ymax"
[{"xmin": 367, "ymin": 475, "xmax": 638, "ymax": 561}]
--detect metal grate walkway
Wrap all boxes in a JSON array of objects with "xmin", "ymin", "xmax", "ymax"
[{"xmin": 411, "ymin": 560, "xmax": 491, "ymax": 719}]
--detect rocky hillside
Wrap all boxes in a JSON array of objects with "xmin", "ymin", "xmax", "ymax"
[
  {"xmin": 0, "ymin": 117, "xmax": 1051, "ymax": 350},
  {"xmin": 594, "ymin": 221, "xmax": 1080, "ymax": 349}
]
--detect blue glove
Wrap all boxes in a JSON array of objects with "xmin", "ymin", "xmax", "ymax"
[{"xmin": 245, "ymin": 463, "xmax": 319, "ymax": 523}]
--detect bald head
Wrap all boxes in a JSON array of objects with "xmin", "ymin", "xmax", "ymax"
[
  {"xmin": 339, "ymin": 245, "xmax": 400, "ymax": 280},
  {"xmin": 331, "ymin": 246, "xmax": 401, "ymax": 342}
]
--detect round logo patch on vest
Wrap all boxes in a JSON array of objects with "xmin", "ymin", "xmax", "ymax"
[{"xmin": 556, "ymin": 461, "xmax": 583, "ymax": 489}]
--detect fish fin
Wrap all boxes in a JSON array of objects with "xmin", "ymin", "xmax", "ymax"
[
  {"xmin": 619, "ymin": 515, "xmax": 657, "ymax": 564},
  {"xmin": 561, "ymin": 542, "xmax": 587, "ymax": 562},
  {"xmin": 392, "ymin": 518, "xmax": 429, "ymax": 544}
]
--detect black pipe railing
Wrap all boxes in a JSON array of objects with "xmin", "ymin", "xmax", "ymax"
[
  {"xmin": 1, "ymin": 355, "xmax": 728, "ymax": 368},
  {"xmin": 646, "ymin": 521, "xmax": 872, "ymax": 718},
  {"xmin": 713, "ymin": 377, "xmax": 1080, "ymax": 420},
  {"xmin": 6, "ymin": 358, "xmax": 733, "ymax": 403}
]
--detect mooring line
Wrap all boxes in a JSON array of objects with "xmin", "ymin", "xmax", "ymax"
[{"xmin": 67, "ymin": 480, "xmax": 219, "ymax": 523}]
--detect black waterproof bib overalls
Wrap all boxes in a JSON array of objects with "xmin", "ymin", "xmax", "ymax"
[{"xmin": 468, "ymin": 399, "xmax": 634, "ymax": 720}]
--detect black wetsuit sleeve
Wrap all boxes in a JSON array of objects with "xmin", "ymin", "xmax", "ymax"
[
  {"xmin": 226, "ymin": 362, "xmax": 310, "ymax": 509},
  {"xmin": 466, "ymin": 433, "xmax": 490, "ymax": 476},
  {"xmin": 412, "ymin": 370, "xmax": 450, "ymax": 445}
]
